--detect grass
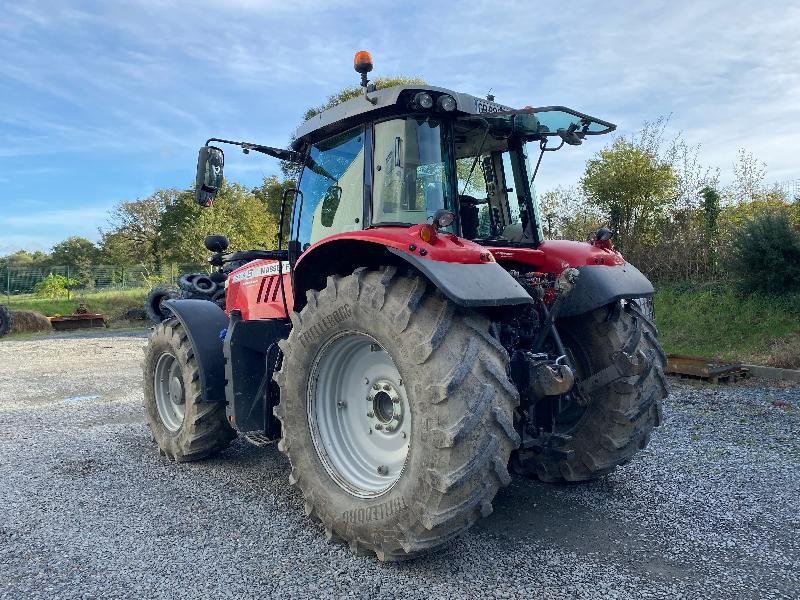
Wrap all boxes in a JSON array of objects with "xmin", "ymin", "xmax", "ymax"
[
  {"xmin": 2, "ymin": 281, "xmax": 798, "ymax": 367},
  {"xmin": 655, "ymin": 282, "xmax": 800, "ymax": 366},
  {"xmin": 2, "ymin": 288, "xmax": 148, "ymax": 320}
]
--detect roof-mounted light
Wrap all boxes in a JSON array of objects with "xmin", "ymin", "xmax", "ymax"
[
  {"xmin": 353, "ymin": 50, "xmax": 373, "ymax": 74},
  {"xmin": 437, "ymin": 94, "xmax": 456, "ymax": 112},
  {"xmin": 412, "ymin": 92, "xmax": 434, "ymax": 110}
]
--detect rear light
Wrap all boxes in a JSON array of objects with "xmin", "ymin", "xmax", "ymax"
[{"xmin": 419, "ymin": 224, "xmax": 438, "ymax": 243}]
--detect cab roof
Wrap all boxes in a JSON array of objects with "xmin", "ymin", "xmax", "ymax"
[{"xmin": 292, "ymin": 85, "xmax": 511, "ymax": 149}]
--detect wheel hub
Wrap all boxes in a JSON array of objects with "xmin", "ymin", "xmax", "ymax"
[
  {"xmin": 367, "ymin": 380, "xmax": 403, "ymax": 433},
  {"xmin": 154, "ymin": 352, "xmax": 186, "ymax": 432},
  {"xmin": 308, "ymin": 332, "xmax": 411, "ymax": 498}
]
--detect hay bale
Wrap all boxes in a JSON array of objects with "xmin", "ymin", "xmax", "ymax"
[{"xmin": 10, "ymin": 310, "xmax": 53, "ymax": 334}]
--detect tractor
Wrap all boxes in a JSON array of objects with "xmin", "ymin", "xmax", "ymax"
[{"xmin": 143, "ymin": 52, "xmax": 667, "ymax": 561}]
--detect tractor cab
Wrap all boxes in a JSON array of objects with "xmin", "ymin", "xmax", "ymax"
[
  {"xmin": 194, "ymin": 52, "xmax": 615, "ymax": 259},
  {"xmin": 289, "ymin": 90, "xmax": 615, "ymax": 253}
]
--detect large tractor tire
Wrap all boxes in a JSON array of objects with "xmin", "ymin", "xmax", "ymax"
[
  {"xmin": 145, "ymin": 285, "xmax": 181, "ymax": 324},
  {"xmin": 143, "ymin": 319, "xmax": 236, "ymax": 461},
  {"xmin": 0, "ymin": 305, "xmax": 12, "ymax": 337},
  {"xmin": 274, "ymin": 267, "xmax": 520, "ymax": 561},
  {"xmin": 526, "ymin": 300, "xmax": 668, "ymax": 482}
]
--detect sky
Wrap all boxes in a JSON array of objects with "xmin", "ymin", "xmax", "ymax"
[{"xmin": 1, "ymin": 0, "xmax": 799, "ymax": 255}]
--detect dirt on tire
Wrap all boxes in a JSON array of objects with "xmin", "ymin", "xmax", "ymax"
[
  {"xmin": 143, "ymin": 318, "xmax": 236, "ymax": 461},
  {"xmin": 273, "ymin": 266, "xmax": 520, "ymax": 561}
]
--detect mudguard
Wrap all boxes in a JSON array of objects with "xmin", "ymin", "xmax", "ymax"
[
  {"xmin": 223, "ymin": 315, "xmax": 290, "ymax": 434},
  {"xmin": 163, "ymin": 299, "xmax": 228, "ymax": 403},
  {"xmin": 387, "ymin": 248, "xmax": 533, "ymax": 307},
  {"xmin": 558, "ymin": 263, "xmax": 654, "ymax": 318}
]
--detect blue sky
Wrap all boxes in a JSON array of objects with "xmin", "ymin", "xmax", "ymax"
[{"xmin": 2, "ymin": 0, "xmax": 799, "ymax": 255}]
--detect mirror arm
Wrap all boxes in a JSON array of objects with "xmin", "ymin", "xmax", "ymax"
[{"xmin": 205, "ymin": 138, "xmax": 303, "ymax": 163}]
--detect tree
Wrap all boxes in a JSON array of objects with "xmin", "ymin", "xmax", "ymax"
[
  {"xmin": 101, "ymin": 189, "xmax": 179, "ymax": 269},
  {"xmin": 50, "ymin": 237, "xmax": 98, "ymax": 267},
  {"xmin": 34, "ymin": 273, "xmax": 78, "ymax": 299},
  {"xmin": 539, "ymin": 186, "xmax": 603, "ymax": 241},
  {"xmin": 2, "ymin": 249, "xmax": 50, "ymax": 267},
  {"xmin": 252, "ymin": 175, "xmax": 299, "ymax": 248},
  {"xmin": 160, "ymin": 182, "xmax": 279, "ymax": 263},
  {"xmin": 581, "ymin": 138, "xmax": 677, "ymax": 254},
  {"xmin": 730, "ymin": 149, "xmax": 767, "ymax": 204},
  {"xmin": 730, "ymin": 211, "xmax": 800, "ymax": 294}
]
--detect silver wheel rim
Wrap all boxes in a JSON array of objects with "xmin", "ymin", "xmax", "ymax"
[
  {"xmin": 154, "ymin": 352, "xmax": 185, "ymax": 432},
  {"xmin": 308, "ymin": 332, "xmax": 411, "ymax": 498}
]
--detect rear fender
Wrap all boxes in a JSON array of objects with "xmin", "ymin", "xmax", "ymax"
[
  {"xmin": 163, "ymin": 299, "xmax": 228, "ymax": 403},
  {"xmin": 558, "ymin": 263, "xmax": 654, "ymax": 318},
  {"xmin": 292, "ymin": 235, "xmax": 532, "ymax": 311}
]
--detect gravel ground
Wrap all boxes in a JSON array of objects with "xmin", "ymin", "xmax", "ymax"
[{"xmin": 1, "ymin": 331, "xmax": 798, "ymax": 599}]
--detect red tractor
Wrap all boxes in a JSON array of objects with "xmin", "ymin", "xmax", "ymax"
[{"xmin": 143, "ymin": 52, "xmax": 667, "ymax": 560}]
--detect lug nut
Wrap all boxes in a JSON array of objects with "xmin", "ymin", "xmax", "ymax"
[
  {"xmin": 373, "ymin": 384, "xmax": 380, "ymax": 390},
  {"xmin": 377, "ymin": 465, "xmax": 388, "ymax": 475},
  {"xmin": 392, "ymin": 397, "xmax": 400, "ymax": 403},
  {"xmin": 401, "ymin": 432, "xmax": 407, "ymax": 439},
  {"xmin": 382, "ymin": 384, "xmax": 391, "ymax": 391},
  {"xmin": 337, "ymin": 401, "xmax": 347, "ymax": 408},
  {"xmin": 375, "ymin": 424, "xmax": 383, "ymax": 430},
  {"xmin": 367, "ymin": 411, "xmax": 374, "ymax": 418}
]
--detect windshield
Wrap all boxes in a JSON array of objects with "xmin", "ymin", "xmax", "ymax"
[{"xmin": 372, "ymin": 117, "xmax": 455, "ymax": 230}]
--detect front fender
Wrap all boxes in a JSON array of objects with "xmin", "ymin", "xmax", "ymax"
[
  {"xmin": 558, "ymin": 263, "xmax": 654, "ymax": 318},
  {"xmin": 163, "ymin": 299, "xmax": 228, "ymax": 403}
]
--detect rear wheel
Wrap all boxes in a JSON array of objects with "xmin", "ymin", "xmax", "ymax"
[
  {"xmin": 0, "ymin": 305, "xmax": 12, "ymax": 337},
  {"xmin": 274, "ymin": 267, "xmax": 520, "ymax": 560},
  {"xmin": 143, "ymin": 319, "xmax": 236, "ymax": 461},
  {"xmin": 523, "ymin": 300, "xmax": 668, "ymax": 482}
]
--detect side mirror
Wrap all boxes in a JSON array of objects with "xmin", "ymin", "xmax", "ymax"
[
  {"xmin": 195, "ymin": 146, "xmax": 225, "ymax": 206},
  {"xmin": 557, "ymin": 126, "xmax": 584, "ymax": 146}
]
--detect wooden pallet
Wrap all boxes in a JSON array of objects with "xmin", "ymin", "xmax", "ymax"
[{"xmin": 666, "ymin": 354, "xmax": 749, "ymax": 384}]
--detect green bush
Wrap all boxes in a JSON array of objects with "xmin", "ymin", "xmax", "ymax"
[
  {"xmin": 34, "ymin": 273, "xmax": 79, "ymax": 299},
  {"xmin": 730, "ymin": 211, "xmax": 800, "ymax": 294}
]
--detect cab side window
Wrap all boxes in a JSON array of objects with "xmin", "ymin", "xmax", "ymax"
[{"xmin": 294, "ymin": 127, "xmax": 365, "ymax": 248}]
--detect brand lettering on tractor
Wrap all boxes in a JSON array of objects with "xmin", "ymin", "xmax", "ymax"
[
  {"xmin": 231, "ymin": 261, "xmax": 291, "ymax": 284},
  {"xmin": 299, "ymin": 305, "xmax": 352, "ymax": 347},
  {"xmin": 343, "ymin": 497, "xmax": 408, "ymax": 524},
  {"xmin": 474, "ymin": 98, "xmax": 513, "ymax": 114}
]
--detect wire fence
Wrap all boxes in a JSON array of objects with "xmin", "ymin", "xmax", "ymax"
[{"xmin": 0, "ymin": 264, "xmax": 207, "ymax": 298}]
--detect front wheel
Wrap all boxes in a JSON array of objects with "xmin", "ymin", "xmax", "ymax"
[
  {"xmin": 274, "ymin": 267, "xmax": 520, "ymax": 561},
  {"xmin": 143, "ymin": 319, "xmax": 236, "ymax": 461}
]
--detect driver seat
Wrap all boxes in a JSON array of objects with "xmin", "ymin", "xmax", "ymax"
[{"xmin": 458, "ymin": 195, "xmax": 480, "ymax": 239}]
